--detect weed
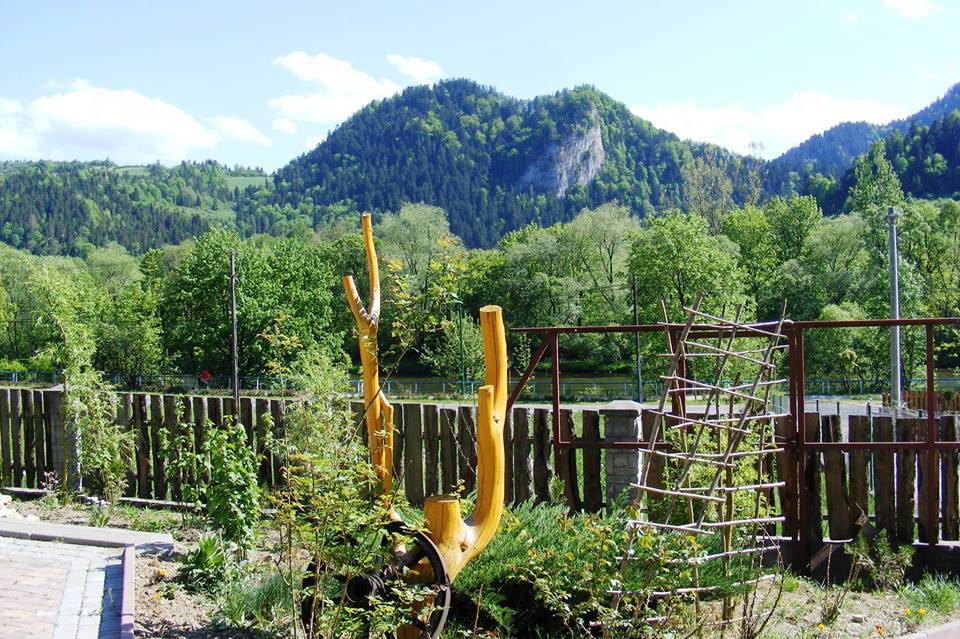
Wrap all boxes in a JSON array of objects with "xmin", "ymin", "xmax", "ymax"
[
  {"xmin": 850, "ymin": 535, "xmax": 914, "ymax": 591},
  {"xmin": 179, "ymin": 532, "xmax": 231, "ymax": 593},
  {"xmin": 88, "ymin": 505, "xmax": 112, "ymax": 528},
  {"xmin": 782, "ymin": 572, "xmax": 801, "ymax": 593},
  {"xmin": 218, "ymin": 572, "xmax": 293, "ymax": 630}
]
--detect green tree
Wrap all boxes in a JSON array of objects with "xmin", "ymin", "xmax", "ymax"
[
  {"xmin": 764, "ymin": 195, "xmax": 822, "ymax": 263},
  {"xmin": 721, "ymin": 205, "xmax": 778, "ymax": 306},
  {"xmin": 421, "ymin": 316, "xmax": 485, "ymax": 381}
]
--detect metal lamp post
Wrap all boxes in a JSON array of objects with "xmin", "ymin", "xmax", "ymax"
[{"xmin": 887, "ymin": 207, "xmax": 902, "ymax": 412}]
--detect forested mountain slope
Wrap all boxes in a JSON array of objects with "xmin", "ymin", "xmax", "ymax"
[
  {"xmin": 272, "ymin": 79, "xmax": 760, "ymax": 247},
  {"xmin": 771, "ymin": 83, "xmax": 960, "ymax": 178}
]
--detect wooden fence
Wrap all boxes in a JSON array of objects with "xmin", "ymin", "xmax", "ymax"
[{"xmin": 3, "ymin": 386, "xmax": 960, "ymax": 552}]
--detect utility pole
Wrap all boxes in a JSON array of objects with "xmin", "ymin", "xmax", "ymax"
[
  {"xmin": 632, "ymin": 275, "xmax": 642, "ymax": 404},
  {"xmin": 887, "ymin": 207, "xmax": 902, "ymax": 412},
  {"xmin": 457, "ymin": 297, "xmax": 466, "ymax": 395},
  {"xmin": 229, "ymin": 250, "xmax": 240, "ymax": 409}
]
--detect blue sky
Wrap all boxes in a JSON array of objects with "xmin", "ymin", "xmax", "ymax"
[{"xmin": 1, "ymin": 0, "xmax": 957, "ymax": 170}]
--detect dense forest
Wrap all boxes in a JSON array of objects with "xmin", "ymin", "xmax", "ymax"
[
  {"xmin": 1, "ymin": 137, "xmax": 957, "ymax": 387},
  {"xmin": 3, "ymin": 80, "xmax": 960, "ymax": 254}
]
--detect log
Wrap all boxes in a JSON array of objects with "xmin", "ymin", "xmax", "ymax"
[
  {"xmin": 0, "ymin": 388, "xmax": 10, "ymax": 485},
  {"xmin": 440, "ymin": 407, "xmax": 458, "ymax": 494},
  {"xmin": 457, "ymin": 406, "xmax": 476, "ymax": 494},
  {"xmin": 270, "ymin": 400, "xmax": 284, "ymax": 483},
  {"xmin": 557, "ymin": 410, "xmax": 581, "ymax": 510},
  {"xmin": 239, "ymin": 396, "xmax": 254, "ymax": 448},
  {"xmin": 848, "ymin": 415, "xmax": 869, "ymax": 530},
  {"xmin": 917, "ymin": 417, "xmax": 936, "ymax": 544},
  {"xmin": 403, "ymin": 403, "xmax": 424, "ymax": 506},
  {"xmin": 821, "ymin": 414, "xmax": 852, "ymax": 540},
  {"xmin": 513, "ymin": 407, "xmax": 532, "ymax": 504},
  {"xmin": 117, "ymin": 393, "xmax": 135, "ymax": 497},
  {"xmin": 22, "ymin": 390, "xmax": 34, "ymax": 488},
  {"xmin": 581, "ymin": 410, "xmax": 602, "ymax": 513},
  {"xmin": 10, "ymin": 390, "xmax": 21, "ymax": 487},
  {"xmin": 642, "ymin": 410, "xmax": 666, "ymax": 521},
  {"xmin": 207, "ymin": 396, "xmax": 223, "ymax": 429},
  {"xmin": 179, "ymin": 396, "xmax": 193, "ymax": 487},
  {"xmin": 533, "ymin": 408, "xmax": 552, "ymax": 504},
  {"xmin": 802, "ymin": 413, "xmax": 822, "ymax": 543},
  {"xmin": 255, "ymin": 398, "xmax": 270, "ymax": 485},
  {"xmin": 393, "ymin": 403, "xmax": 404, "ymax": 488},
  {"xmin": 134, "ymin": 394, "xmax": 151, "ymax": 498},
  {"xmin": 873, "ymin": 416, "xmax": 896, "ymax": 535},
  {"xmin": 423, "ymin": 404, "xmax": 439, "ymax": 497},
  {"xmin": 942, "ymin": 416, "xmax": 959, "ymax": 541},
  {"xmin": 150, "ymin": 394, "xmax": 166, "ymax": 500},
  {"xmin": 773, "ymin": 417, "xmax": 797, "ymax": 537},
  {"xmin": 895, "ymin": 418, "xmax": 918, "ymax": 544},
  {"xmin": 163, "ymin": 395, "xmax": 181, "ymax": 501},
  {"xmin": 502, "ymin": 408, "xmax": 514, "ymax": 505}
]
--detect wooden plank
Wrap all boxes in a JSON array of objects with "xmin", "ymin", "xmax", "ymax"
[
  {"xmin": 208, "ymin": 396, "xmax": 223, "ymax": 429},
  {"xmin": 873, "ymin": 416, "xmax": 896, "ymax": 535},
  {"xmin": 117, "ymin": 393, "xmax": 135, "ymax": 497},
  {"xmin": 350, "ymin": 400, "xmax": 366, "ymax": 446},
  {"xmin": 255, "ymin": 398, "xmax": 270, "ymax": 485},
  {"xmin": 439, "ymin": 407, "xmax": 457, "ymax": 494},
  {"xmin": 821, "ymin": 414, "xmax": 852, "ymax": 540},
  {"xmin": 39, "ymin": 389, "xmax": 53, "ymax": 477},
  {"xmin": 239, "ymin": 397, "xmax": 254, "ymax": 448},
  {"xmin": 457, "ymin": 406, "xmax": 476, "ymax": 494},
  {"xmin": 270, "ymin": 400, "xmax": 284, "ymax": 484},
  {"xmin": 45, "ymin": 390, "xmax": 66, "ymax": 489},
  {"xmin": 502, "ymin": 408, "xmax": 514, "ymax": 505},
  {"xmin": 393, "ymin": 403, "xmax": 404, "ymax": 488},
  {"xmin": 163, "ymin": 395, "xmax": 181, "ymax": 501},
  {"xmin": 642, "ymin": 410, "xmax": 667, "ymax": 521},
  {"xmin": 895, "ymin": 417, "xmax": 918, "ymax": 544},
  {"xmin": 179, "ymin": 396, "xmax": 194, "ymax": 488},
  {"xmin": 134, "ymin": 394, "xmax": 151, "ymax": 498},
  {"xmin": 0, "ymin": 388, "xmax": 10, "ymax": 485},
  {"xmin": 848, "ymin": 415, "xmax": 869, "ymax": 530},
  {"xmin": 10, "ymin": 390, "xmax": 21, "ymax": 487},
  {"xmin": 31, "ymin": 390, "xmax": 44, "ymax": 483},
  {"xmin": 557, "ymin": 410, "xmax": 581, "ymax": 510},
  {"xmin": 402, "ymin": 403, "xmax": 424, "ymax": 506},
  {"xmin": 802, "ymin": 413, "xmax": 822, "ymax": 543},
  {"xmin": 222, "ymin": 397, "xmax": 235, "ymax": 426},
  {"xmin": 422, "ymin": 404, "xmax": 439, "ymax": 498},
  {"xmin": 917, "ymin": 417, "xmax": 936, "ymax": 544},
  {"xmin": 774, "ymin": 416, "xmax": 797, "ymax": 538},
  {"xmin": 513, "ymin": 407, "xmax": 532, "ymax": 504},
  {"xmin": 941, "ymin": 416, "xmax": 959, "ymax": 541},
  {"xmin": 21, "ymin": 389, "xmax": 34, "ymax": 488},
  {"xmin": 150, "ymin": 394, "xmax": 167, "ymax": 499},
  {"xmin": 581, "ymin": 410, "xmax": 602, "ymax": 513},
  {"xmin": 533, "ymin": 408, "xmax": 552, "ymax": 504},
  {"xmin": 192, "ymin": 396, "xmax": 207, "ymax": 455}
]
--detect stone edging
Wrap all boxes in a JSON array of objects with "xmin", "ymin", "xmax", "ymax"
[
  {"xmin": 120, "ymin": 544, "xmax": 136, "ymax": 639},
  {"xmin": 902, "ymin": 620, "xmax": 960, "ymax": 638}
]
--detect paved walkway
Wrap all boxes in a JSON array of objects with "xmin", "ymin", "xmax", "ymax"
[{"xmin": 0, "ymin": 537, "xmax": 122, "ymax": 639}]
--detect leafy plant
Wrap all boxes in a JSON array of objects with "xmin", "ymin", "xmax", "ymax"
[
  {"xmin": 902, "ymin": 574, "xmax": 960, "ymax": 614},
  {"xmin": 849, "ymin": 535, "xmax": 915, "ymax": 591},
  {"xmin": 180, "ymin": 532, "xmax": 231, "ymax": 593}
]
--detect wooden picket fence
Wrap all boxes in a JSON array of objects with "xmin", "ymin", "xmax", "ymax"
[{"xmin": 3, "ymin": 384, "xmax": 960, "ymax": 553}]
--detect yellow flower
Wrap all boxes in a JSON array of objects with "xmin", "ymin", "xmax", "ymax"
[
  {"xmin": 875, "ymin": 622, "xmax": 884, "ymax": 636},
  {"xmin": 904, "ymin": 607, "xmax": 912, "ymax": 616},
  {"xmin": 918, "ymin": 607, "xmax": 926, "ymax": 616},
  {"xmin": 816, "ymin": 623, "xmax": 826, "ymax": 631}
]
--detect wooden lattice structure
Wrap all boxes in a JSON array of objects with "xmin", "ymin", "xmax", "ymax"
[{"xmin": 619, "ymin": 295, "xmax": 789, "ymax": 633}]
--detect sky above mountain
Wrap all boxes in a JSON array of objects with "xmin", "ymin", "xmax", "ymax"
[{"xmin": 1, "ymin": 0, "xmax": 957, "ymax": 170}]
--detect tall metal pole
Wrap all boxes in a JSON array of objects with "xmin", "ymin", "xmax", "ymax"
[
  {"xmin": 632, "ymin": 275, "xmax": 643, "ymax": 403},
  {"xmin": 229, "ymin": 250, "xmax": 240, "ymax": 409},
  {"xmin": 887, "ymin": 207, "xmax": 902, "ymax": 412},
  {"xmin": 457, "ymin": 299, "xmax": 466, "ymax": 395}
]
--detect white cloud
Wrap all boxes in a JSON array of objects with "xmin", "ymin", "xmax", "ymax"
[
  {"xmin": 272, "ymin": 118, "xmax": 298, "ymax": 134},
  {"xmin": 269, "ymin": 51, "xmax": 444, "ymax": 133},
  {"xmin": 209, "ymin": 115, "xmax": 271, "ymax": 146},
  {"xmin": 386, "ymin": 54, "xmax": 443, "ymax": 84},
  {"xmin": 846, "ymin": 13, "xmax": 860, "ymax": 21},
  {"xmin": 270, "ymin": 52, "xmax": 401, "ymax": 124},
  {"xmin": 631, "ymin": 91, "xmax": 909, "ymax": 158},
  {"xmin": 303, "ymin": 134, "xmax": 328, "ymax": 150},
  {"xmin": 917, "ymin": 67, "xmax": 941, "ymax": 81},
  {"xmin": 883, "ymin": 0, "xmax": 940, "ymax": 18},
  {"xmin": 0, "ymin": 83, "xmax": 269, "ymax": 163}
]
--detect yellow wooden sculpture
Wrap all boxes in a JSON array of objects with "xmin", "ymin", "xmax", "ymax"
[{"xmin": 341, "ymin": 213, "xmax": 507, "ymax": 638}]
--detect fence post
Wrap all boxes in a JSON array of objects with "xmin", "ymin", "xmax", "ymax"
[{"xmin": 600, "ymin": 400, "xmax": 642, "ymax": 509}]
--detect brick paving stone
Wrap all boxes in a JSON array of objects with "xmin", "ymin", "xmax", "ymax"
[{"xmin": 0, "ymin": 537, "xmax": 122, "ymax": 639}]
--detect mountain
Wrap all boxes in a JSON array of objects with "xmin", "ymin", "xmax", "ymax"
[
  {"xmin": 273, "ymin": 79, "xmax": 759, "ymax": 247},
  {"xmin": 771, "ymin": 83, "xmax": 960, "ymax": 178},
  {"xmin": 0, "ymin": 160, "xmax": 265, "ymax": 255}
]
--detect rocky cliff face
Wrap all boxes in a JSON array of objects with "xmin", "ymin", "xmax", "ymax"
[{"xmin": 517, "ymin": 107, "xmax": 605, "ymax": 197}]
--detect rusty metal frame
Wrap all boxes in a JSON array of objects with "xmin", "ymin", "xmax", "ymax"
[{"xmin": 506, "ymin": 316, "xmax": 960, "ymax": 564}]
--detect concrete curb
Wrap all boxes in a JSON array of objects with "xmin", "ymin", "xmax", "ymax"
[
  {"xmin": 902, "ymin": 620, "xmax": 960, "ymax": 638},
  {"xmin": 0, "ymin": 519, "xmax": 174, "ymax": 554},
  {"xmin": 120, "ymin": 544, "xmax": 136, "ymax": 639}
]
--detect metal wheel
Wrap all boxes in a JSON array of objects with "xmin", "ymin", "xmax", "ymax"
[{"xmin": 301, "ymin": 522, "xmax": 451, "ymax": 638}]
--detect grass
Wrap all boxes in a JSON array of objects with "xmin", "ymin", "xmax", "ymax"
[{"xmin": 902, "ymin": 574, "xmax": 960, "ymax": 614}]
